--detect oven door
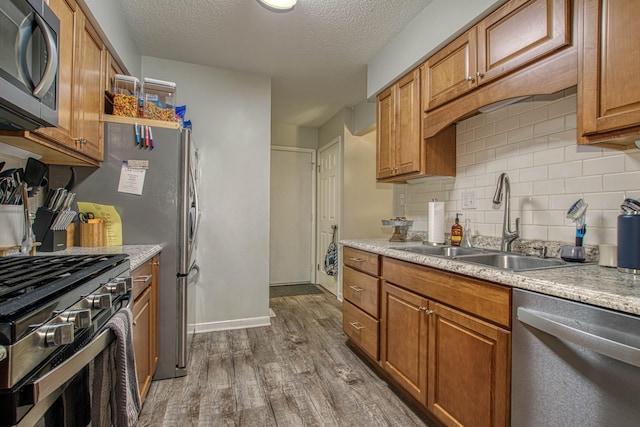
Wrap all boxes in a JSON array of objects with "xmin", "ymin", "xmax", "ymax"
[
  {"xmin": 0, "ymin": 0, "xmax": 59, "ymax": 130},
  {"xmin": 12, "ymin": 298, "xmax": 135, "ymax": 427}
]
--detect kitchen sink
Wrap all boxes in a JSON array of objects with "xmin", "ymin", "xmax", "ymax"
[
  {"xmin": 392, "ymin": 245, "xmax": 487, "ymax": 257},
  {"xmin": 454, "ymin": 253, "xmax": 568, "ymax": 271},
  {"xmin": 391, "ymin": 245, "xmax": 578, "ymax": 271}
]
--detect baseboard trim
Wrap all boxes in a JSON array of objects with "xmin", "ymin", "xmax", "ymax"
[{"xmin": 194, "ymin": 315, "xmax": 271, "ymax": 334}]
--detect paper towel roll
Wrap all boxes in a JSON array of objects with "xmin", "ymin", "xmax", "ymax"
[{"xmin": 428, "ymin": 201, "xmax": 445, "ymax": 244}]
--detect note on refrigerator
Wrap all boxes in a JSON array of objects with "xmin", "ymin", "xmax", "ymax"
[{"xmin": 117, "ymin": 160, "xmax": 148, "ymax": 196}]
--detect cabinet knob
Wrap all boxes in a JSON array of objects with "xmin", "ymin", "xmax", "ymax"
[
  {"xmin": 419, "ymin": 306, "xmax": 433, "ymax": 315},
  {"xmin": 476, "ymin": 71, "xmax": 484, "ymax": 79},
  {"xmin": 466, "ymin": 76, "xmax": 475, "ymax": 83}
]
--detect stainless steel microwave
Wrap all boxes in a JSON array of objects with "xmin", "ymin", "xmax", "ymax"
[{"xmin": 0, "ymin": 0, "xmax": 60, "ymax": 131}]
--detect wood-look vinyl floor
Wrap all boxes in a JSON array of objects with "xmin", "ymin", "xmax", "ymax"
[{"xmin": 138, "ymin": 289, "xmax": 435, "ymax": 427}]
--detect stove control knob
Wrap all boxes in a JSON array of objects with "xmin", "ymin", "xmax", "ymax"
[
  {"xmin": 89, "ymin": 294, "xmax": 112, "ymax": 309},
  {"xmin": 62, "ymin": 309, "xmax": 92, "ymax": 329},
  {"xmin": 44, "ymin": 323, "xmax": 74, "ymax": 347},
  {"xmin": 106, "ymin": 277, "xmax": 132, "ymax": 295}
]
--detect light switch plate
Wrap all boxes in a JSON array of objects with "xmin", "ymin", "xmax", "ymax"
[{"xmin": 462, "ymin": 191, "xmax": 476, "ymax": 209}]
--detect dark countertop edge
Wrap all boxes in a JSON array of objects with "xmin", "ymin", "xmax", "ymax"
[{"xmin": 341, "ymin": 239, "xmax": 640, "ymax": 316}]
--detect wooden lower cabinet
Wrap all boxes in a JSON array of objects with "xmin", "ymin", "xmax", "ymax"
[
  {"xmin": 380, "ymin": 282, "xmax": 429, "ymax": 406},
  {"xmin": 343, "ymin": 250, "xmax": 512, "ymax": 427},
  {"xmin": 131, "ymin": 254, "xmax": 159, "ymax": 403},
  {"xmin": 428, "ymin": 302, "xmax": 511, "ymax": 427}
]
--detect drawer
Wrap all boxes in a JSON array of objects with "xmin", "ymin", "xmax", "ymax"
[
  {"xmin": 343, "ymin": 266, "xmax": 380, "ymax": 318},
  {"xmin": 131, "ymin": 260, "xmax": 153, "ymax": 301},
  {"xmin": 383, "ymin": 256, "xmax": 511, "ymax": 328},
  {"xmin": 343, "ymin": 300, "xmax": 379, "ymax": 360},
  {"xmin": 343, "ymin": 246, "xmax": 380, "ymax": 276}
]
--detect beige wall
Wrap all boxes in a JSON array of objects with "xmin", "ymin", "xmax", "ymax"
[
  {"xmin": 271, "ymin": 123, "xmax": 318, "ymax": 149},
  {"xmin": 343, "ymin": 130, "xmax": 393, "ymax": 239}
]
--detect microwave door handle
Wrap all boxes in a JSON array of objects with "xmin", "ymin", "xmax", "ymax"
[
  {"xmin": 32, "ymin": 13, "xmax": 58, "ymax": 99},
  {"xmin": 16, "ymin": 14, "xmax": 35, "ymax": 91}
]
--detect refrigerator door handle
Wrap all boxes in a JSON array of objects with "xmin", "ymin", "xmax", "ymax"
[{"xmin": 188, "ymin": 164, "xmax": 200, "ymax": 264}]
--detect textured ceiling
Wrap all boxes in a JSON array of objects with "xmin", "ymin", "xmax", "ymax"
[{"xmin": 117, "ymin": 0, "xmax": 432, "ymax": 128}]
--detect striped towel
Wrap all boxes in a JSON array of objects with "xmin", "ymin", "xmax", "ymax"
[{"xmin": 91, "ymin": 307, "xmax": 141, "ymax": 427}]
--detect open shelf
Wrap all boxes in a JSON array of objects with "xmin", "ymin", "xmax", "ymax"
[{"xmin": 103, "ymin": 114, "xmax": 180, "ymax": 129}]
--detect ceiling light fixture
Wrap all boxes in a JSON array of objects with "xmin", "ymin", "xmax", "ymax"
[{"xmin": 258, "ymin": 0, "xmax": 297, "ymax": 12}]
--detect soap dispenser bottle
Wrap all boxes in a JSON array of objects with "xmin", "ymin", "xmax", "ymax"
[
  {"xmin": 461, "ymin": 219, "xmax": 473, "ymax": 248},
  {"xmin": 451, "ymin": 213, "xmax": 463, "ymax": 246}
]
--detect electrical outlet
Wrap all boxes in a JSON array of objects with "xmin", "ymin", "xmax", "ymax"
[
  {"xmin": 462, "ymin": 191, "xmax": 476, "ymax": 209},
  {"xmin": 399, "ymin": 194, "xmax": 405, "ymax": 206}
]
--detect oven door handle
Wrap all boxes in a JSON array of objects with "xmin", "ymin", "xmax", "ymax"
[
  {"xmin": 29, "ymin": 294, "xmax": 133, "ymax": 406},
  {"xmin": 517, "ymin": 307, "xmax": 640, "ymax": 368},
  {"xmin": 29, "ymin": 327, "xmax": 114, "ymax": 406}
]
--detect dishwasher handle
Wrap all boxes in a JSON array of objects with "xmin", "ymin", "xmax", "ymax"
[{"xmin": 517, "ymin": 307, "xmax": 640, "ymax": 368}]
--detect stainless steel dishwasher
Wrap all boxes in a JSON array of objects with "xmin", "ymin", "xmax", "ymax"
[{"xmin": 511, "ymin": 289, "xmax": 640, "ymax": 426}]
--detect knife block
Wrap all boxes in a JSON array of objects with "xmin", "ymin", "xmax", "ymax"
[
  {"xmin": 80, "ymin": 221, "xmax": 106, "ymax": 247},
  {"xmin": 39, "ymin": 230, "xmax": 67, "ymax": 252},
  {"xmin": 33, "ymin": 207, "xmax": 57, "ymax": 243}
]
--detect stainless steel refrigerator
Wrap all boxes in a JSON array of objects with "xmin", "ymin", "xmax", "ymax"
[{"xmin": 50, "ymin": 122, "xmax": 200, "ymax": 379}]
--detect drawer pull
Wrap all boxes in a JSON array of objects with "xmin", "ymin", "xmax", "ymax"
[
  {"xmin": 348, "ymin": 285, "xmax": 364, "ymax": 292},
  {"xmin": 349, "ymin": 322, "xmax": 364, "ymax": 330},
  {"xmin": 419, "ymin": 306, "xmax": 433, "ymax": 315},
  {"xmin": 348, "ymin": 257, "xmax": 365, "ymax": 262}
]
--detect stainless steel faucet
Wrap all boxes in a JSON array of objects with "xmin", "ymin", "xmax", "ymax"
[{"xmin": 493, "ymin": 172, "xmax": 520, "ymax": 252}]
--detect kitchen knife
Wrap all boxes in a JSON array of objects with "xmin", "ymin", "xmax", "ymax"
[
  {"xmin": 47, "ymin": 188, "xmax": 61, "ymax": 209},
  {"xmin": 52, "ymin": 189, "xmax": 67, "ymax": 211}
]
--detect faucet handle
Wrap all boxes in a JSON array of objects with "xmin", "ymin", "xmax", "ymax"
[{"xmin": 533, "ymin": 245, "xmax": 548, "ymax": 258}]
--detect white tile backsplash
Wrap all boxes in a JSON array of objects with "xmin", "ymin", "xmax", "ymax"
[{"xmin": 398, "ymin": 89, "xmax": 640, "ymax": 246}]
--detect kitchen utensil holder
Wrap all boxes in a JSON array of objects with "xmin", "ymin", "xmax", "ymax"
[{"xmin": 80, "ymin": 221, "xmax": 106, "ymax": 247}]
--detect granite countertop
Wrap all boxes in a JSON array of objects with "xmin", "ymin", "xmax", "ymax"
[
  {"xmin": 47, "ymin": 244, "xmax": 163, "ymax": 270},
  {"xmin": 341, "ymin": 238, "xmax": 640, "ymax": 316}
]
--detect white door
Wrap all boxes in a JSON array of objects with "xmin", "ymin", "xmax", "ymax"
[
  {"xmin": 270, "ymin": 147, "xmax": 316, "ymax": 285},
  {"xmin": 317, "ymin": 138, "xmax": 340, "ymax": 296}
]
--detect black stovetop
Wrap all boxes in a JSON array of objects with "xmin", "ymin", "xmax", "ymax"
[{"xmin": 0, "ymin": 254, "xmax": 128, "ymax": 320}]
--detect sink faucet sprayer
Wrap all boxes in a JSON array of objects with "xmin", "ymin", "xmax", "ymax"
[{"xmin": 493, "ymin": 172, "xmax": 520, "ymax": 252}]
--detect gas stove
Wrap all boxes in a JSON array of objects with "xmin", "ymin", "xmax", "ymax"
[{"xmin": 0, "ymin": 254, "xmax": 131, "ymax": 426}]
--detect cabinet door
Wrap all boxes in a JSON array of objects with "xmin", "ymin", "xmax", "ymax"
[
  {"xmin": 73, "ymin": 12, "xmax": 105, "ymax": 161},
  {"xmin": 580, "ymin": 0, "xmax": 640, "ymax": 138},
  {"xmin": 477, "ymin": 0, "xmax": 571, "ymax": 85},
  {"xmin": 133, "ymin": 286, "xmax": 152, "ymax": 401},
  {"xmin": 394, "ymin": 68, "xmax": 422, "ymax": 176},
  {"xmin": 428, "ymin": 302, "xmax": 510, "ymax": 427},
  {"xmin": 424, "ymin": 28, "xmax": 477, "ymax": 110},
  {"xmin": 36, "ymin": 0, "xmax": 78, "ymax": 148},
  {"xmin": 150, "ymin": 256, "xmax": 159, "ymax": 374},
  {"xmin": 380, "ymin": 282, "xmax": 429, "ymax": 406},
  {"xmin": 376, "ymin": 86, "xmax": 395, "ymax": 179}
]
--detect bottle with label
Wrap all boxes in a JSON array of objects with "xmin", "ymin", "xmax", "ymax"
[{"xmin": 451, "ymin": 213, "xmax": 463, "ymax": 246}]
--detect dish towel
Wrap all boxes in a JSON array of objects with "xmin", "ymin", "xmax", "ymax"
[
  {"xmin": 91, "ymin": 307, "xmax": 141, "ymax": 427},
  {"xmin": 324, "ymin": 226, "xmax": 338, "ymax": 277}
]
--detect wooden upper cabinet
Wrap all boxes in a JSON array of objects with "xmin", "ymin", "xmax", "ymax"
[
  {"xmin": 477, "ymin": 0, "xmax": 571, "ymax": 84},
  {"xmin": 33, "ymin": 0, "xmax": 105, "ymax": 163},
  {"xmin": 73, "ymin": 12, "xmax": 105, "ymax": 161},
  {"xmin": 425, "ymin": 0, "xmax": 571, "ymax": 111},
  {"xmin": 424, "ymin": 28, "xmax": 478, "ymax": 111},
  {"xmin": 376, "ymin": 86, "xmax": 395, "ymax": 179},
  {"xmin": 578, "ymin": 0, "xmax": 640, "ymax": 148},
  {"xmin": 376, "ymin": 68, "xmax": 422, "ymax": 180}
]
